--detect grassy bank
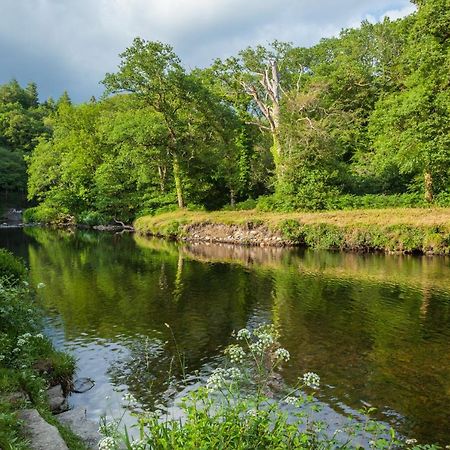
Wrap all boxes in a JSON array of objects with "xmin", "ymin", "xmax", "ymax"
[
  {"xmin": 134, "ymin": 208, "xmax": 450, "ymax": 254},
  {"xmin": 0, "ymin": 249, "xmax": 84, "ymax": 449}
]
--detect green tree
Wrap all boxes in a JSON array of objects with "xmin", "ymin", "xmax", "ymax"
[
  {"xmin": 103, "ymin": 38, "xmax": 238, "ymax": 209},
  {"xmin": 369, "ymin": 0, "xmax": 450, "ymax": 202}
]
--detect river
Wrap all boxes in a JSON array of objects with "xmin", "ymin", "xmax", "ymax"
[{"xmin": 1, "ymin": 227, "xmax": 449, "ymax": 444}]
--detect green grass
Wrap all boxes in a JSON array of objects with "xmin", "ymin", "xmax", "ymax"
[
  {"xmin": 134, "ymin": 208, "xmax": 450, "ymax": 254},
  {"xmin": 0, "ymin": 250, "xmax": 84, "ymax": 449}
]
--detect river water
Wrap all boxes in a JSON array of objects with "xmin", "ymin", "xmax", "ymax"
[{"xmin": 1, "ymin": 227, "xmax": 449, "ymax": 444}]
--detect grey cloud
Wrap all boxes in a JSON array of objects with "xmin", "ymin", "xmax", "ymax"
[{"xmin": 0, "ymin": 0, "xmax": 414, "ymax": 102}]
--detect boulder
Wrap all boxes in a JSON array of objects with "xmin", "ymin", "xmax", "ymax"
[
  {"xmin": 18, "ymin": 409, "xmax": 68, "ymax": 450},
  {"xmin": 58, "ymin": 407, "xmax": 101, "ymax": 449},
  {"xmin": 47, "ymin": 385, "xmax": 68, "ymax": 413}
]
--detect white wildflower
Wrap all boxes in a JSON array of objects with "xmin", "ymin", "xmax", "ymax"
[
  {"xmin": 122, "ymin": 392, "xmax": 137, "ymax": 404},
  {"xmin": 206, "ymin": 368, "xmax": 227, "ymax": 391},
  {"xmin": 17, "ymin": 338, "xmax": 26, "ymax": 346},
  {"xmin": 130, "ymin": 440, "xmax": 147, "ymax": 450},
  {"xmin": 284, "ymin": 396, "xmax": 298, "ymax": 406},
  {"xmin": 302, "ymin": 372, "xmax": 320, "ymax": 389},
  {"xmin": 225, "ymin": 344, "xmax": 246, "ymax": 363},
  {"xmin": 405, "ymin": 439, "xmax": 418, "ymax": 445},
  {"xmin": 98, "ymin": 421, "xmax": 117, "ymax": 436},
  {"xmin": 226, "ymin": 367, "xmax": 242, "ymax": 380},
  {"xmin": 98, "ymin": 436, "xmax": 116, "ymax": 450},
  {"xmin": 236, "ymin": 328, "xmax": 251, "ymax": 340},
  {"xmin": 274, "ymin": 348, "xmax": 290, "ymax": 362}
]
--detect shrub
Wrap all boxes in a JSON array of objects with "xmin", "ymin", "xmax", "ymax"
[
  {"xmin": 22, "ymin": 204, "xmax": 71, "ymax": 224},
  {"xmin": 222, "ymin": 199, "xmax": 258, "ymax": 211},
  {"xmin": 78, "ymin": 210, "xmax": 109, "ymax": 226},
  {"xmin": 0, "ymin": 249, "xmax": 26, "ymax": 283}
]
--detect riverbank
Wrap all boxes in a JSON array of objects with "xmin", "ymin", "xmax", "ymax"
[
  {"xmin": 0, "ymin": 250, "xmax": 90, "ymax": 449},
  {"xmin": 134, "ymin": 208, "xmax": 450, "ymax": 255}
]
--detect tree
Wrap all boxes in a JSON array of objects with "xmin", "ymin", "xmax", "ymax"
[
  {"xmin": 103, "ymin": 38, "xmax": 238, "ymax": 209},
  {"xmin": 212, "ymin": 42, "xmax": 307, "ymax": 180},
  {"xmin": 369, "ymin": 0, "xmax": 450, "ymax": 201}
]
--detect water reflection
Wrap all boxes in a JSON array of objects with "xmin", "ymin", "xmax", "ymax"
[{"xmin": 0, "ymin": 227, "xmax": 449, "ymax": 443}]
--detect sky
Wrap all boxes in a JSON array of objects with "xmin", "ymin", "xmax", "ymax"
[{"xmin": 0, "ymin": 0, "xmax": 416, "ymax": 103}]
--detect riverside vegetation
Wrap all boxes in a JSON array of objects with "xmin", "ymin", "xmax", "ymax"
[
  {"xmin": 98, "ymin": 324, "xmax": 441, "ymax": 449},
  {"xmin": 133, "ymin": 209, "xmax": 450, "ymax": 254},
  {"xmin": 0, "ymin": 249, "xmax": 85, "ymax": 449},
  {"xmin": 0, "ymin": 0, "xmax": 448, "ymax": 230}
]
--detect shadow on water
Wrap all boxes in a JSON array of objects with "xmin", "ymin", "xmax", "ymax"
[{"xmin": 0, "ymin": 227, "xmax": 449, "ymax": 443}]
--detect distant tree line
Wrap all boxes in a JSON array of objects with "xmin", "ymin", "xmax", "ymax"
[{"xmin": 2, "ymin": 0, "xmax": 449, "ymax": 222}]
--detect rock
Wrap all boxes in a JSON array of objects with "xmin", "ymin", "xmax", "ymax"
[
  {"xmin": 58, "ymin": 407, "xmax": 101, "ymax": 449},
  {"xmin": 72, "ymin": 377, "xmax": 95, "ymax": 393},
  {"xmin": 18, "ymin": 409, "xmax": 68, "ymax": 450},
  {"xmin": 47, "ymin": 385, "xmax": 68, "ymax": 413}
]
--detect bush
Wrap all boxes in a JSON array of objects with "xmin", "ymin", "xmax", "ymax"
[
  {"xmin": 257, "ymin": 192, "xmax": 450, "ymax": 213},
  {"xmin": 78, "ymin": 210, "xmax": 109, "ymax": 226},
  {"xmin": 277, "ymin": 221, "xmax": 450, "ymax": 254},
  {"xmin": 222, "ymin": 199, "xmax": 258, "ymax": 211},
  {"xmin": 22, "ymin": 204, "xmax": 71, "ymax": 224},
  {"xmin": 0, "ymin": 249, "xmax": 26, "ymax": 283}
]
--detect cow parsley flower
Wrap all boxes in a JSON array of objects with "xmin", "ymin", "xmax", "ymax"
[
  {"xmin": 274, "ymin": 348, "xmax": 290, "ymax": 362},
  {"xmin": 98, "ymin": 436, "xmax": 116, "ymax": 450},
  {"xmin": 284, "ymin": 396, "xmax": 298, "ymax": 406},
  {"xmin": 130, "ymin": 440, "xmax": 147, "ymax": 450},
  {"xmin": 225, "ymin": 344, "xmax": 246, "ymax": 363},
  {"xmin": 122, "ymin": 392, "xmax": 137, "ymax": 404},
  {"xmin": 236, "ymin": 328, "xmax": 251, "ymax": 340},
  {"xmin": 302, "ymin": 372, "xmax": 320, "ymax": 389}
]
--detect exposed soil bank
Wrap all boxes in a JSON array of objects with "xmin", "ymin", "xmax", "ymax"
[{"xmin": 134, "ymin": 208, "xmax": 450, "ymax": 255}]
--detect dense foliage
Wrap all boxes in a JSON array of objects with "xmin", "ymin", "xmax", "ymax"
[
  {"xmin": 2, "ymin": 0, "xmax": 449, "ymax": 223},
  {"xmin": 0, "ymin": 250, "xmax": 77, "ymax": 449}
]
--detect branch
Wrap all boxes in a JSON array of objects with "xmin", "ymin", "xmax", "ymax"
[
  {"xmin": 113, "ymin": 218, "xmax": 134, "ymax": 230},
  {"xmin": 244, "ymin": 120, "xmax": 271, "ymax": 131}
]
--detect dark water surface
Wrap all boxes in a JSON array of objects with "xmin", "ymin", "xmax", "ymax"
[{"xmin": 1, "ymin": 227, "xmax": 449, "ymax": 443}]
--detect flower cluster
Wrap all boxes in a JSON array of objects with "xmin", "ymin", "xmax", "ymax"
[
  {"xmin": 236, "ymin": 328, "xmax": 251, "ymax": 340},
  {"xmin": 274, "ymin": 348, "xmax": 290, "ymax": 362},
  {"xmin": 225, "ymin": 344, "xmax": 246, "ymax": 363},
  {"xmin": 206, "ymin": 367, "xmax": 242, "ymax": 392},
  {"xmin": 302, "ymin": 372, "xmax": 320, "ymax": 389},
  {"xmin": 130, "ymin": 440, "xmax": 147, "ymax": 450},
  {"xmin": 98, "ymin": 436, "xmax": 116, "ymax": 450},
  {"xmin": 284, "ymin": 396, "xmax": 299, "ymax": 406},
  {"xmin": 98, "ymin": 420, "xmax": 118, "ymax": 437},
  {"xmin": 122, "ymin": 392, "xmax": 137, "ymax": 404},
  {"xmin": 14, "ymin": 332, "xmax": 45, "ymax": 353}
]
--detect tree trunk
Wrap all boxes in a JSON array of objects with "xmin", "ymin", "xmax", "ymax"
[
  {"xmin": 230, "ymin": 189, "xmax": 236, "ymax": 208},
  {"xmin": 158, "ymin": 166, "xmax": 167, "ymax": 193},
  {"xmin": 172, "ymin": 155, "xmax": 184, "ymax": 208},
  {"xmin": 424, "ymin": 170, "xmax": 433, "ymax": 203},
  {"xmin": 243, "ymin": 59, "xmax": 283, "ymax": 180},
  {"xmin": 271, "ymin": 133, "xmax": 282, "ymax": 173}
]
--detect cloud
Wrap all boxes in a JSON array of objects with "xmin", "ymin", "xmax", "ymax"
[{"xmin": 0, "ymin": 0, "xmax": 414, "ymax": 102}]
